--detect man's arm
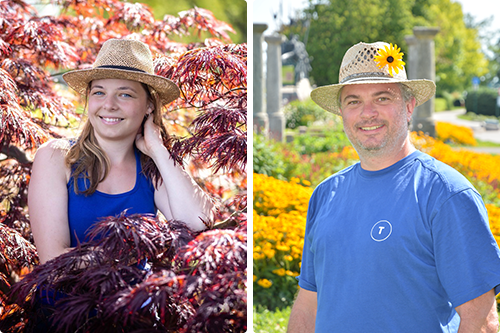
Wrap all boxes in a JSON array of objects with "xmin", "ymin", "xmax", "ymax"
[
  {"xmin": 287, "ymin": 288, "xmax": 317, "ymax": 333},
  {"xmin": 456, "ymin": 288, "xmax": 499, "ymax": 333}
]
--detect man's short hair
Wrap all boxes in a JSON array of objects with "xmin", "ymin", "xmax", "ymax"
[{"xmin": 400, "ymin": 84, "xmax": 415, "ymax": 103}]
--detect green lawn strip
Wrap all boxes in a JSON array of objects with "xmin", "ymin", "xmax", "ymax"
[
  {"xmin": 253, "ymin": 306, "xmax": 291, "ymax": 333},
  {"xmin": 253, "ymin": 307, "xmax": 500, "ymax": 330}
]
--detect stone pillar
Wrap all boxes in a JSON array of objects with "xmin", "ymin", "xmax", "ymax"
[
  {"xmin": 404, "ymin": 35, "xmax": 418, "ymax": 81},
  {"xmin": 265, "ymin": 33, "xmax": 286, "ymax": 142},
  {"xmin": 253, "ymin": 24, "xmax": 268, "ymax": 134},
  {"xmin": 408, "ymin": 27, "xmax": 439, "ymax": 137}
]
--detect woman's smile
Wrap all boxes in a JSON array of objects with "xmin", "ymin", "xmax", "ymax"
[{"xmin": 99, "ymin": 116, "xmax": 125, "ymax": 125}]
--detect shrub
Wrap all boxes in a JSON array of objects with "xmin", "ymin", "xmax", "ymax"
[
  {"xmin": 435, "ymin": 98, "xmax": 448, "ymax": 112},
  {"xmin": 464, "ymin": 88, "xmax": 498, "ymax": 116},
  {"xmin": 441, "ymin": 91, "xmax": 454, "ymax": 111},
  {"xmin": 3, "ymin": 213, "xmax": 247, "ymax": 332},
  {"xmin": 254, "ymin": 131, "xmax": 357, "ymax": 187},
  {"xmin": 285, "ymin": 146, "xmax": 359, "ymax": 187},
  {"xmin": 253, "ymin": 133, "xmax": 292, "ymax": 180},
  {"xmin": 283, "ymin": 98, "xmax": 334, "ymax": 129},
  {"xmin": 291, "ymin": 130, "xmax": 351, "ymax": 155}
]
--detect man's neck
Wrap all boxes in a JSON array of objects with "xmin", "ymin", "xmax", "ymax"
[{"xmin": 358, "ymin": 137, "xmax": 416, "ymax": 171}]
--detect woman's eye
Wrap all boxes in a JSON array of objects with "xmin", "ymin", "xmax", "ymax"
[
  {"xmin": 92, "ymin": 91, "xmax": 104, "ymax": 96},
  {"xmin": 120, "ymin": 93, "xmax": 133, "ymax": 98}
]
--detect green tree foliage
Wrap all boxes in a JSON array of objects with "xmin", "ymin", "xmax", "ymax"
[
  {"xmin": 294, "ymin": 0, "xmax": 414, "ymax": 87},
  {"xmin": 286, "ymin": 0, "xmax": 488, "ymax": 95},
  {"xmin": 424, "ymin": 0, "xmax": 488, "ymax": 94},
  {"xmin": 490, "ymin": 39, "xmax": 500, "ymax": 79}
]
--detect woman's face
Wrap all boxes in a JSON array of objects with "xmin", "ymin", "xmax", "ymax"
[{"xmin": 87, "ymin": 78, "xmax": 152, "ymax": 143}]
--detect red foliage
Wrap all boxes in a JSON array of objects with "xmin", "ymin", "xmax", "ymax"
[
  {"xmin": 0, "ymin": 0, "xmax": 247, "ymax": 331},
  {"xmin": 6, "ymin": 213, "xmax": 246, "ymax": 332}
]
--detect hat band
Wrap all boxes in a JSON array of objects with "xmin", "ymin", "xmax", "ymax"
[
  {"xmin": 96, "ymin": 65, "xmax": 148, "ymax": 73},
  {"xmin": 341, "ymin": 72, "xmax": 398, "ymax": 84}
]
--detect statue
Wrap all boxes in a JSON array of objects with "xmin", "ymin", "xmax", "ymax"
[{"xmin": 281, "ymin": 34, "xmax": 312, "ymax": 84}]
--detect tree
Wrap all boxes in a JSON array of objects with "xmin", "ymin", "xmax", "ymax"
[
  {"xmin": 465, "ymin": 13, "xmax": 500, "ymax": 86},
  {"xmin": 423, "ymin": 0, "xmax": 489, "ymax": 94},
  {"xmin": 286, "ymin": 0, "xmax": 488, "ymax": 95},
  {"xmin": 0, "ymin": 0, "xmax": 247, "ymax": 331},
  {"xmin": 290, "ymin": 0, "xmax": 415, "ymax": 87},
  {"xmin": 489, "ymin": 37, "xmax": 500, "ymax": 80}
]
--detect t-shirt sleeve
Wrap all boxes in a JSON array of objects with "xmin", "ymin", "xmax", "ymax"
[
  {"xmin": 432, "ymin": 188, "xmax": 500, "ymax": 307},
  {"xmin": 297, "ymin": 188, "xmax": 319, "ymax": 292}
]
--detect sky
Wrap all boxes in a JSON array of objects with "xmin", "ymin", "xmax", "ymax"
[{"xmin": 252, "ymin": 0, "xmax": 500, "ymax": 37}]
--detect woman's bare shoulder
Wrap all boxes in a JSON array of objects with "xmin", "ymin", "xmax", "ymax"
[
  {"xmin": 33, "ymin": 138, "xmax": 72, "ymax": 170},
  {"xmin": 40, "ymin": 138, "xmax": 72, "ymax": 151}
]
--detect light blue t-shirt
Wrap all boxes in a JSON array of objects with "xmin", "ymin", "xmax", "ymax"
[{"xmin": 298, "ymin": 150, "xmax": 500, "ymax": 332}]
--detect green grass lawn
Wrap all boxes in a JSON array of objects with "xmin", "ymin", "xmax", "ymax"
[
  {"xmin": 253, "ymin": 306, "xmax": 291, "ymax": 333},
  {"xmin": 475, "ymin": 139, "xmax": 500, "ymax": 148},
  {"xmin": 457, "ymin": 111, "xmax": 500, "ymax": 123},
  {"xmin": 253, "ymin": 306, "xmax": 500, "ymax": 331},
  {"xmin": 435, "ymin": 97, "xmax": 464, "ymax": 112}
]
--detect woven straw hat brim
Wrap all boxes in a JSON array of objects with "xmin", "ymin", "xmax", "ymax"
[
  {"xmin": 311, "ymin": 78, "xmax": 436, "ymax": 116},
  {"xmin": 62, "ymin": 67, "xmax": 180, "ymax": 106}
]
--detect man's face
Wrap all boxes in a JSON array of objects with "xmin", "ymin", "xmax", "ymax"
[{"xmin": 339, "ymin": 83, "xmax": 414, "ymax": 157}]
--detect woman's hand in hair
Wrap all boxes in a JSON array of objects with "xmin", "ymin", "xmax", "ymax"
[{"xmin": 135, "ymin": 114, "xmax": 166, "ymax": 160}]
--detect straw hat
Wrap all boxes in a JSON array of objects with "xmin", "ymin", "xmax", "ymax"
[
  {"xmin": 63, "ymin": 38, "xmax": 180, "ymax": 106},
  {"xmin": 310, "ymin": 41, "xmax": 436, "ymax": 116}
]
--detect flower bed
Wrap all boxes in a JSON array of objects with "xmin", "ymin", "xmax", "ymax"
[
  {"xmin": 435, "ymin": 121, "xmax": 477, "ymax": 146},
  {"xmin": 253, "ymin": 174, "xmax": 313, "ymax": 309},
  {"xmin": 254, "ymin": 130, "xmax": 500, "ymax": 309}
]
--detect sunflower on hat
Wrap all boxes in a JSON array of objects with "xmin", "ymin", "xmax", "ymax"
[{"xmin": 374, "ymin": 43, "xmax": 405, "ymax": 77}]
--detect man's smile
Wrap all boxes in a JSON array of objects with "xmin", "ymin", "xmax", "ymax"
[{"xmin": 360, "ymin": 124, "xmax": 384, "ymax": 131}]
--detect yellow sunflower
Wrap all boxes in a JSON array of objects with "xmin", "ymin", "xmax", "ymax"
[{"xmin": 374, "ymin": 43, "xmax": 405, "ymax": 76}]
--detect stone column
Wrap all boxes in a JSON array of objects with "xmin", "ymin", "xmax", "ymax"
[
  {"xmin": 404, "ymin": 35, "xmax": 418, "ymax": 81},
  {"xmin": 253, "ymin": 24, "xmax": 268, "ymax": 134},
  {"xmin": 265, "ymin": 33, "xmax": 286, "ymax": 142},
  {"xmin": 408, "ymin": 27, "xmax": 439, "ymax": 137}
]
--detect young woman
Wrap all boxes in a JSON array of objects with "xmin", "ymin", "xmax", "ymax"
[{"xmin": 28, "ymin": 38, "xmax": 213, "ymax": 265}]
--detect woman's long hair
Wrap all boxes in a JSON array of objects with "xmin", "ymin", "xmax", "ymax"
[{"xmin": 65, "ymin": 83, "xmax": 168, "ymax": 195}]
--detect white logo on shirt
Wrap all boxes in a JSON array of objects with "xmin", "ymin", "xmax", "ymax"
[{"xmin": 370, "ymin": 220, "xmax": 392, "ymax": 242}]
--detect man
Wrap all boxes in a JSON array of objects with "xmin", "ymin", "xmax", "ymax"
[{"xmin": 287, "ymin": 41, "xmax": 500, "ymax": 333}]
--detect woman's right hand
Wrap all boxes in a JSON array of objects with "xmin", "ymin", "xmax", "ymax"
[{"xmin": 135, "ymin": 114, "xmax": 167, "ymax": 162}]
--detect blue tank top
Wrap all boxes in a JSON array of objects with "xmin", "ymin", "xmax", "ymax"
[{"xmin": 67, "ymin": 149, "xmax": 156, "ymax": 247}]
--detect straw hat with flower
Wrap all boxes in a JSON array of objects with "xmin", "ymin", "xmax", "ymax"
[
  {"xmin": 311, "ymin": 41, "xmax": 436, "ymax": 116},
  {"xmin": 63, "ymin": 38, "xmax": 180, "ymax": 106}
]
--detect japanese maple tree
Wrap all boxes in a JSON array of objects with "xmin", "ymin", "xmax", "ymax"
[{"xmin": 0, "ymin": 0, "xmax": 247, "ymax": 332}]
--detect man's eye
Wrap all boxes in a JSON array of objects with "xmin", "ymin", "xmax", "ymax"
[{"xmin": 347, "ymin": 100, "xmax": 359, "ymax": 105}]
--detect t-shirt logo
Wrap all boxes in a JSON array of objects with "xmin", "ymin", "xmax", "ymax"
[{"xmin": 370, "ymin": 220, "xmax": 393, "ymax": 242}]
